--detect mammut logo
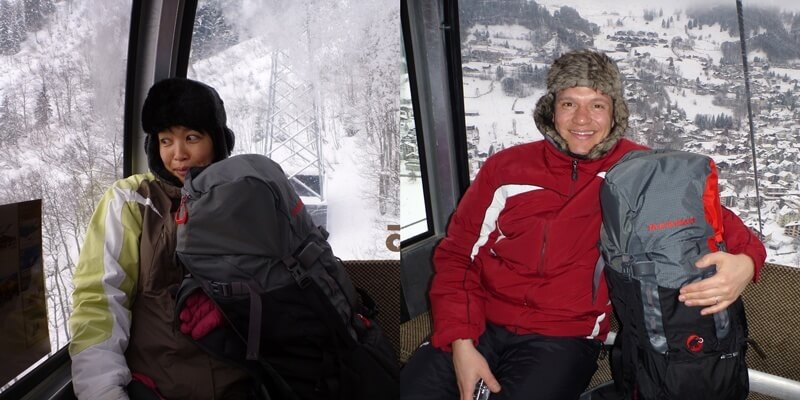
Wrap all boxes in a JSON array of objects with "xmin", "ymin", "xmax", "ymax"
[
  {"xmin": 686, "ymin": 334, "xmax": 704, "ymax": 353},
  {"xmin": 647, "ymin": 217, "xmax": 696, "ymax": 231}
]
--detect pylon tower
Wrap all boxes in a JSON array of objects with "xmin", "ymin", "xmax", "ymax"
[{"xmin": 264, "ymin": 49, "xmax": 327, "ymax": 227}]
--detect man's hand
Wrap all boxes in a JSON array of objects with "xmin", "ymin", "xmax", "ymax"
[
  {"xmin": 452, "ymin": 339, "xmax": 501, "ymax": 400},
  {"xmin": 679, "ymin": 252, "xmax": 755, "ymax": 315},
  {"xmin": 179, "ymin": 290, "xmax": 224, "ymax": 339}
]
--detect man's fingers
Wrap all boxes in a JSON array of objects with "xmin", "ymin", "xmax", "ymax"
[
  {"xmin": 701, "ymin": 299, "xmax": 729, "ymax": 316},
  {"xmin": 681, "ymin": 268, "xmax": 723, "ymax": 294},
  {"xmin": 679, "ymin": 278, "xmax": 717, "ymax": 298},
  {"xmin": 695, "ymin": 251, "xmax": 724, "ymax": 268},
  {"xmin": 680, "ymin": 272, "xmax": 731, "ymax": 298},
  {"xmin": 695, "ymin": 255, "xmax": 714, "ymax": 268},
  {"xmin": 484, "ymin": 374, "xmax": 502, "ymax": 393}
]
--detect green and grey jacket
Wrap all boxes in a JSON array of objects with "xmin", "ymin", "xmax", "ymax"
[{"xmin": 68, "ymin": 173, "xmax": 249, "ymax": 399}]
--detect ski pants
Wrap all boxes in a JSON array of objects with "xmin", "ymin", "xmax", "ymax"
[{"xmin": 400, "ymin": 323, "xmax": 601, "ymax": 400}]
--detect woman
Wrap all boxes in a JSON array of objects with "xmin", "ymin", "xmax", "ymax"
[{"xmin": 69, "ymin": 78, "xmax": 251, "ymax": 399}]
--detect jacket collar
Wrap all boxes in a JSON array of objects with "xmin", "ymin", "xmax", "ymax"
[{"xmin": 543, "ymin": 137, "xmax": 629, "ymax": 172}]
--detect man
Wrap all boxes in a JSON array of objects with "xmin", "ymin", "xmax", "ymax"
[{"xmin": 400, "ymin": 50, "xmax": 765, "ymax": 400}]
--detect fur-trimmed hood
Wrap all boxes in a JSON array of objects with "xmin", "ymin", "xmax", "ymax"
[
  {"xmin": 533, "ymin": 50, "xmax": 629, "ymax": 160},
  {"xmin": 141, "ymin": 78, "xmax": 235, "ymax": 186}
]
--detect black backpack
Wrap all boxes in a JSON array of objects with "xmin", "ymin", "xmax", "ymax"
[
  {"xmin": 173, "ymin": 154, "xmax": 399, "ymax": 400},
  {"xmin": 598, "ymin": 150, "xmax": 749, "ymax": 400}
]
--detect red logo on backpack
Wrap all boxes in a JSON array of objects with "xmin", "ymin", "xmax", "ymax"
[
  {"xmin": 647, "ymin": 217, "xmax": 696, "ymax": 231},
  {"xmin": 686, "ymin": 334, "xmax": 704, "ymax": 352}
]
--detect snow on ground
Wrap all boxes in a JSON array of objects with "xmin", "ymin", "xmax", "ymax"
[
  {"xmin": 400, "ymin": 163, "xmax": 426, "ymax": 240},
  {"xmin": 463, "ymin": 76, "xmax": 545, "ymax": 154},
  {"xmin": 674, "ymin": 91, "xmax": 732, "ymax": 120},
  {"xmin": 769, "ymin": 66, "xmax": 800, "ymax": 93},
  {"xmin": 478, "ymin": 24, "xmax": 536, "ymax": 51},
  {"xmin": 325, "ymin": 136, "xmax": 397, "ymax": 259},
  {"xmin": 763, "ymin": 220, "xmax": 799, "ymax": 266},
  {"xmin": 771, "ymin": 67, "xmax": 800, "ymax": 81}
]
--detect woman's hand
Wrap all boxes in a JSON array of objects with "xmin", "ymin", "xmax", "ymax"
[
  {"xmin": 678, "ymin": 252, "xmax": 755, "ymax": 315},
  {"xmin": 452, "ymin": 339, "xmax": 501, "ymax": 400},
  {"xmin": 179, "ymin": 290, "xmax": 224, "ymax": 339}
]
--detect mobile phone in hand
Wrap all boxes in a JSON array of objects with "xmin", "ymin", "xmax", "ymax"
[{"xmin": 473, "ymin": 379, "xmax": 490, "ymax": 400}]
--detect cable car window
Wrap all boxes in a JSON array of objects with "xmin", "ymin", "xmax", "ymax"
[
  {"xmin": 457, "ymin": 0, "xmax": 800, "ymax": 266},
  {"xmin": 0, "ymin": 0, "xmax": 132, "ymax": 388},
  {"xmin": 187, "ymin": 0, "xmax": 401, "ymax": 260},
  {"xmin": 401, "ymin": 33, "xmax": 430, "ymax": 243},
  {"xmin": 736, "ymin": 2, "xmax": 800, "ymax": 266}
]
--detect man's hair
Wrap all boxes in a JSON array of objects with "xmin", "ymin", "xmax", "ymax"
[{"xmin": 533, "ymin": 49, "xmax": 629, "ymax": 159}]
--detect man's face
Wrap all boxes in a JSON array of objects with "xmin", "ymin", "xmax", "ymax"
[
  {"xmin": 553, "ymin": 86, "xmax": 614, "ymax": 156},
  {"xmin": 158, "ymin": 125, "xmax": 215, "ymax": 183}
]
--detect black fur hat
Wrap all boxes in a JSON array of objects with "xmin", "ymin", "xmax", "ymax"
[
  {"xmin": 533, "ymin": 50, "xmax": 628, "ymax": 160},
  {"xmin": 141, "ymin": 78, "xmax": 235, "ymax": 186}
]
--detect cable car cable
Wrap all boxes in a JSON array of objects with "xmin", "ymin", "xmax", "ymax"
[{"xmin": 735, "ymin": 0, "xmax": 764, "ymax": 237}]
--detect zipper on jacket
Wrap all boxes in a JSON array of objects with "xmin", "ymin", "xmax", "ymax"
[
  {"xmin": 568, "ymin": 159, "xmax": 579, "ymax": 196},
  {"xmin": 539, "ymin": 222, "xmax": 548, "ymax": 275},
  {"xmin": 571, "ymin": 160, "xmax": 578, "ymax": 181}
]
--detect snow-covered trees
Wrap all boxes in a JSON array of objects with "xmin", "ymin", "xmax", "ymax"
[
  {"xmin": 192, "ymin": 0, "xmax": 238, "ymax": 60},
  {"xmin": 0, "ymin": 96, "xmax": 23, "ymax": 147},
  {"xmin": 23, "ymin": 0, "xmax": 54, "ymax": 31},
  {"xmin": 334, "ymin": 2, "xmax": 400, "ymax": 218},
  {"xmin": 0, "ymin": 0, "xmax": 24, "ymax": 55},
  {"xmin": 694, "ymin": 113, "xmax": 735, "ymax": 130},
  {"xmin": 34, "ymin": 84, "xmax": 51, "ymax": 128},
  {"xmin": 0, "ymin": 0, "xmax": 129, "ymax": 348}
]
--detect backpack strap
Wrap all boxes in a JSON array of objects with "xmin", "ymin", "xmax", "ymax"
[
  {"xmin": 243, "ymin": 281, "xmax": 263, "ymax": 360},
  {"xmin": 174, "ymin": 276, "xmax": 299, "ymax": 400},
  {"xmin": 592, "ymin": 256, "xmax": 604, "ymax": 305},
  {"xmin": 355, "ymin": 287, "xmax": 379, "ymax": 319},
  {"xmin": 593, "ymin": 251, "xmax": 635, "ymax": 303},
  {"xmin": 282, "ymin": 245, "xmax": 359, "ymax": 399},
  {"xmin": 283, "ymin": 241, "xmax": 351, "ymax": 341},
  {"xmin": 189, "ymin": 276, "xmax": 265, "ymax": 361}
]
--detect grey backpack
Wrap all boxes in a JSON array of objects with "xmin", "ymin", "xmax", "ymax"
[
  {"xmin": 174, "ymin": 154, "xmax": 398, "ymax": 400},
  {"xmin": 599, "ymin": 149, "xmax": 749, "ymax": 400}
]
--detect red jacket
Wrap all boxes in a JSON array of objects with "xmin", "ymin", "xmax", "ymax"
[{"xmin": 429, "ymin": 139, "xmax": 766, "ymax": 350}]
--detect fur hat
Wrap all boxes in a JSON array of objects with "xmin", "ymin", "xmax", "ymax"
[
  {"xmin": 533, "ymin": 50, "xmax": 628, "ymax": 159},
  {"xmin": 141, "ymin": 78, "xmax": 235, "ymax": 186}
]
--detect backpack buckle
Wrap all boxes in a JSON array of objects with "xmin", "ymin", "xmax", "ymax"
[
  {"xmin": 621, "ymin": 254, "xmax": 634, "ymax": 280},
  {"xmin": 208, "ymin": 281, "xmax": 231, "ymax": 296},
  {"xmin": 284, "ymin": 256, "xmax": 311, "ymax": 288}
]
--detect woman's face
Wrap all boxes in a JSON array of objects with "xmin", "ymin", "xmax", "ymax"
[{"xmin": 157, "ymin": 126, "xmax": 215, "ymax": 183}]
